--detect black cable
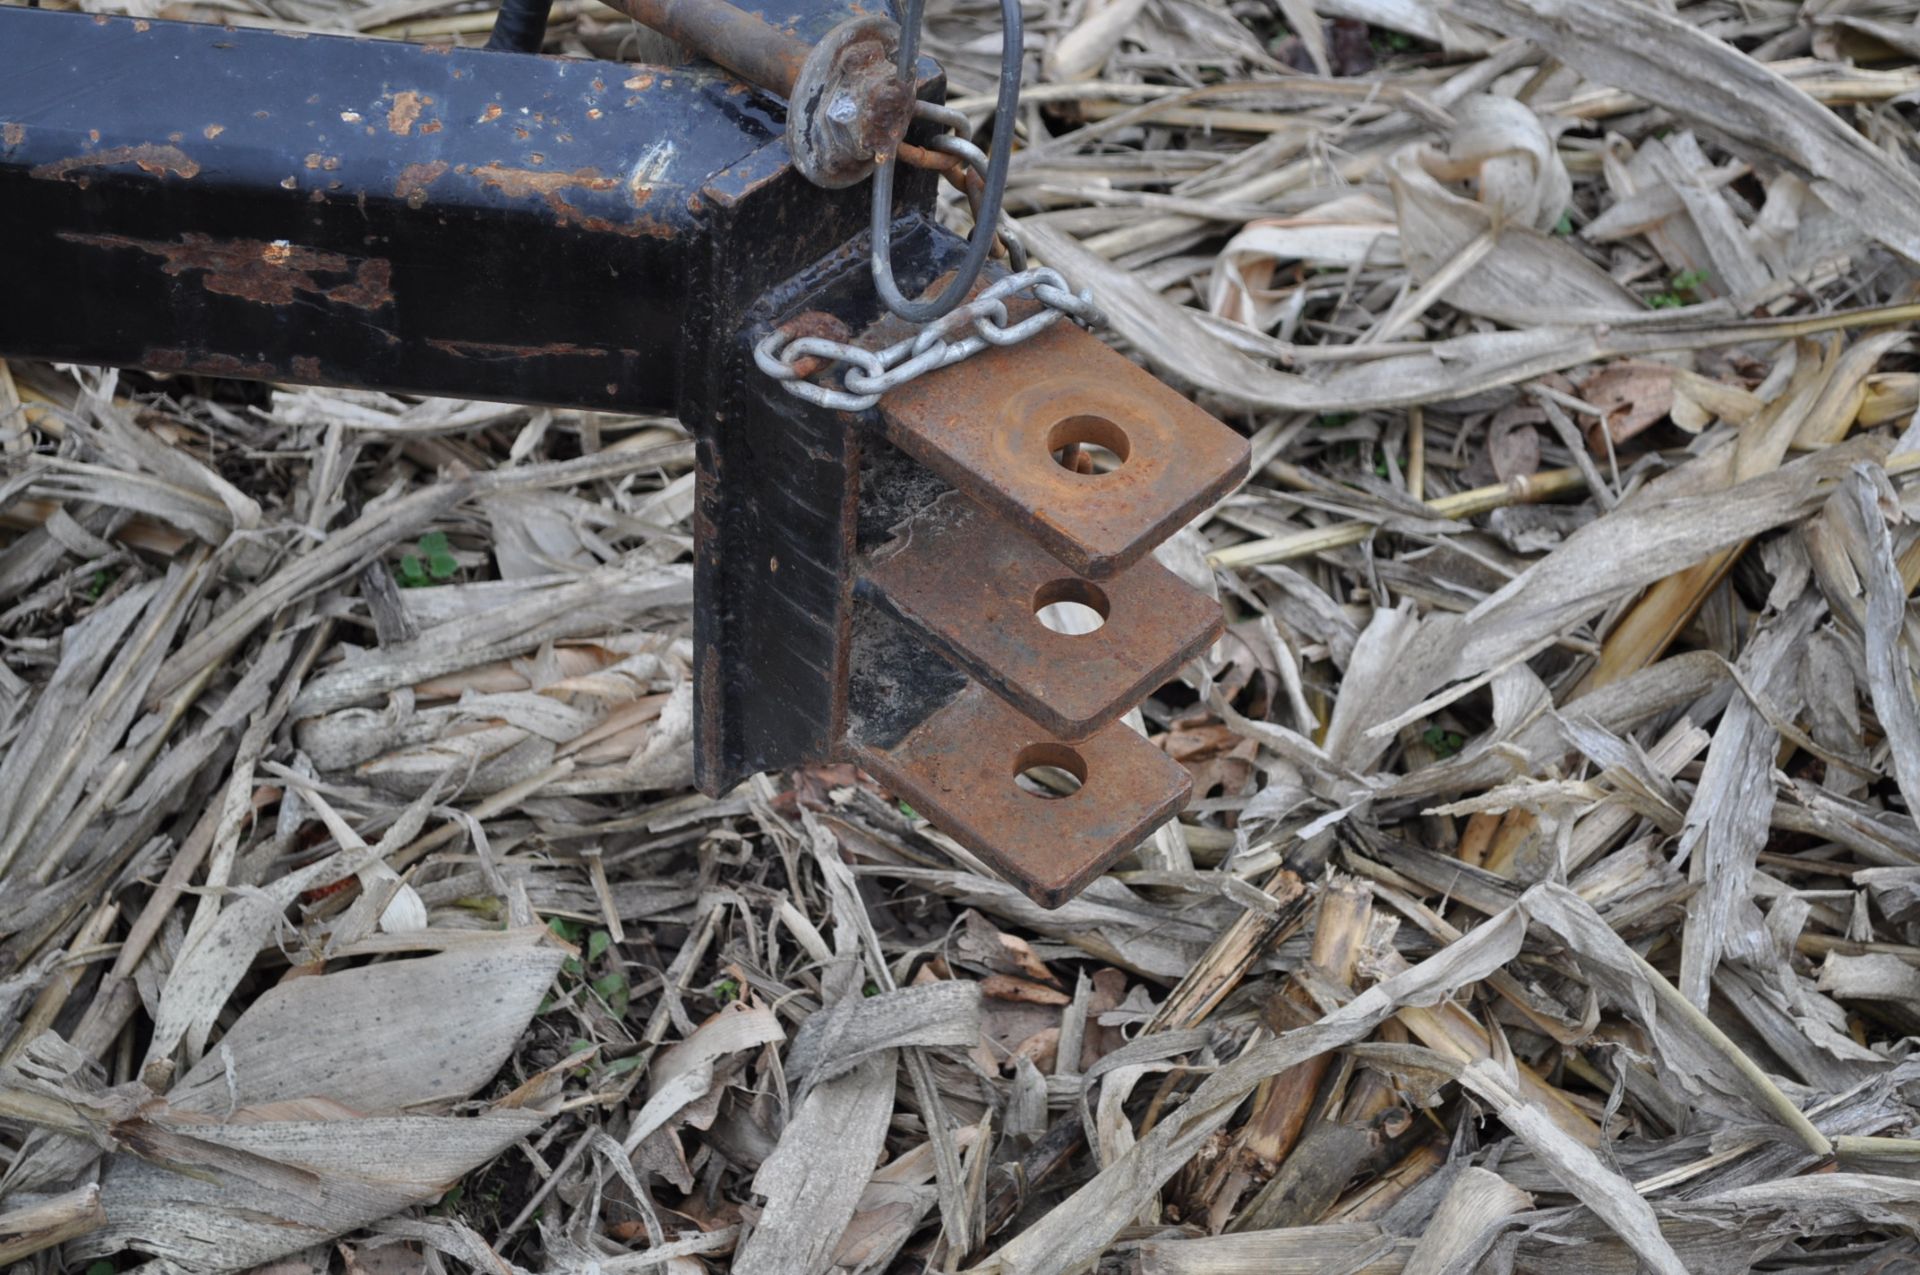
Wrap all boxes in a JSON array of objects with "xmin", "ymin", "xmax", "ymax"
[
  {"xmin": 868, "ymin": 0, "xmax": 1022, "ymax": 323},
  {"xmin": 486, "ymin": 0, "xmax": 555, "ymax": 52}
]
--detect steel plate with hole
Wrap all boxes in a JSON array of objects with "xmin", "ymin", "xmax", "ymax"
[
  {"xmin": 852, "ymin": 681, "xmax": 1193, "ymax": 907},
  {"xmin": 877, "ymin": 317, "xmax": 1250, "ymax": 578},
  {"xmin": 862, "ymin": 494, "xmax": 1222, "ymax": 737}
]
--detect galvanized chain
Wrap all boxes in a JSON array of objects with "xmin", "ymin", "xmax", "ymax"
[
  {"xmin": 755, "ymin": 265, "xmax": 1099, "ymax": 411},
  {"xmin": 757, "ymin": 29, "xmax": 1103, "ymax": 411}
]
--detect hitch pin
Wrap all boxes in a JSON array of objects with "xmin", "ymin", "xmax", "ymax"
[{"xmin": 600, "ymin": 0, "xmax": 914, "ymax": 189}]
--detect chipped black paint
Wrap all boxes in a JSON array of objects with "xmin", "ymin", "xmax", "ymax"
[{"xmin": 0, "ymin": 6, "xmax": 796, "ymax": 412}]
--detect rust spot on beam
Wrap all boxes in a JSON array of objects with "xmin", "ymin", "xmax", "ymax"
[
  {"xmin": 584, "ymin": 212, "xmax": 675, "ymax": 239},
  {"xmin": 1, "ymin": 123, "xmax": 22, "ymax": 148},
  {"xmin": 427, "ymin": 339, "xmax": 613, "ymax": 360},
  {"xmin": 387, "ymin": 90, "xmax": 428, "ymax": 135},
  {"xmin": 32, "ymin": 143, "xmax": 200, "ymax": 183},
  {"xmin": 394, "ymin": 160, "xmax": 449, "ymax": 208},
  {"xmin": 292, "ymin": 355, "xmax": 323, "ymax": 380},
  {"xmin": 470, "ymin": 162, "xmax": 618, "ymax": 199},
  {"xmin": 58, "ymin": 231, "xmax": 394, "ymax": 312},
  {"xmin": 143, "ymin": 349, "xmax": 279, "ymax": 379},
  {"xmin": 467, "ymin": 163, "xmax": 675, "ymax": 238}
]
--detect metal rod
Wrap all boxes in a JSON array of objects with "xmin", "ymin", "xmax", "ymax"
[
  {"xmin": 598, "ymin": 0, "xmax": 811, "ymax": 96},
  {"xmin": 486, "ymin": 0, "xmax": 555, "ymax": 51}
]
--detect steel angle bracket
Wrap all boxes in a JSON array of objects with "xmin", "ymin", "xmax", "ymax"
[{"xmin": 837, "ymin": 289, "xmax": 1250, "ymax": 905}]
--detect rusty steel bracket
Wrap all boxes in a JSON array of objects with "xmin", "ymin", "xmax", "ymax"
[
  {"xmin": 0, "ymin": 3, "xmax": 1249, "ymax": 908},
  {"xmin": 840, "ymin": 290, "xmax": 1249, "ymax": 904}
]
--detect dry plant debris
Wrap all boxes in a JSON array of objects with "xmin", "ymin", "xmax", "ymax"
[{"xmin": 9, "ymin": 0, "xmax": 1920, "ymax": 1269}]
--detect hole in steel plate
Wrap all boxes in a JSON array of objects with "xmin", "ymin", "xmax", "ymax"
[
  {"xmin": 1033, "ymin": 578, "xmax": 1110, "ymax": 635},
  {"xmin": 1048, "ymin": 414, "xmax": 1130, "ymax": 475},
  {"xmin": 1014, "ymin": 742, "xmax": 1086, "ymax": 799}
]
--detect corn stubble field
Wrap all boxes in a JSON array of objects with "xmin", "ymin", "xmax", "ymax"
[{"xmin": 9, "ymin": 0, "xmax": 1920, "ymax": 1270}]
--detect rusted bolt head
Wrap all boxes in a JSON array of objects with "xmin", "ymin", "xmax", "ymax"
[
  {"xmin": 787, "ymin": 15, "xmax": 912, "ymax": 189},
  {"xmin": 779, "ymin": 310, "xmax": 853, "ymax": 380}
]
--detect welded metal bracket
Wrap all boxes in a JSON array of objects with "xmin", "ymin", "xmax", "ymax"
[
  {"xmin": 0, "ymin": 3, "xmax": 1248, "ymax": 907},
  {"xmin": 843, "ymin": 289, "xmax": 1248, "ymax": 903}
]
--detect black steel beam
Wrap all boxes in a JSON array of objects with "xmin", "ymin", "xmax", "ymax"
[{"xmin": 0, "ymin": 6, "xmax": 883, "ymax": 415}]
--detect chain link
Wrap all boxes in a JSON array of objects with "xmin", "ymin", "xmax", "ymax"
[
  {"xmin": 755, "ymin": 265, "xmax": 1101, "ymax": 411},
  {"xmin": 921, "ymin": 131, "xmax": 1029, "ymax": 273},
  {"xmin": 757, "ymin": 97, "xmax": 1100, "ymax": 411}
]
